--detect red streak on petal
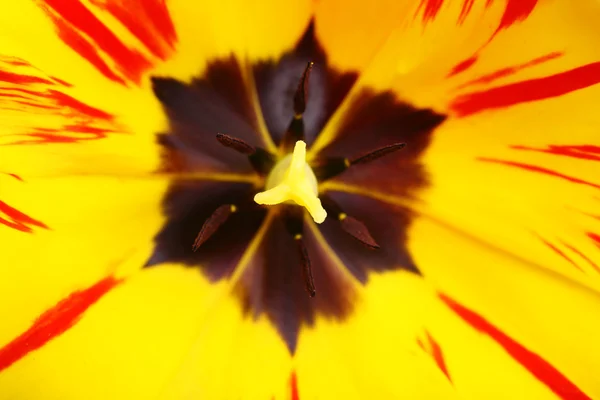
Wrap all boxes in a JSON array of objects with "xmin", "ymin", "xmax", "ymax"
[
  {"xmin": 0, "ymin": 277, "xmax": 121, "ymax": 371},
  {"xmin": 5, "ymin": 173, "xmax": 24, "ymax": 182},
  {"xmin": 492, "ymin": 0, "xmax": 539, "ymax": 38},
  {"xmin": 460, "ymin": 52, "xmax": 563, "ymax": 88},
  {"xmin": 478, "ymin": 157, "xmax": 600, "ymax": 190},
  {"xmin": 39, "ymin": 0, "xmax": 152, "ymax": 85},
  {"xmin": 535, "ymin": 234, "xmax": 583, "ymax": 272},
  {"xmin": 560, "ymin": 241, "xmax": 600, "ymax": 274},
  {"xmin": 511, "ymin": 144, "xmax": 600, "ymax": 162},
  {"xmin": 0, "ymin": 201, "xmax": 49, "ymax": 233},
  {"xmin": 49, "ymin": 13, "xmax": 128, "ymax": 86},
  {"xmin": 452, "ymin": 62, "xmax": 600, "ymax": 117},
  {"xmin": 587, "ymin": 232, "xmax": 600, "ymax": 248},
  {"xmin": 93, "ymin": 0, "xmax": 177, "ymax": 60},
  {"xmin": 439, "ymin": 294, "xmax": 591, "ymax": 400},
  {"xmin": 10, "ymin": 124, "xmax": 116, "ymax": 145},
  {"xmin": 417, "ymin": 331, "xmax": 452, "ymax": 382},
  {"xmin": 47, "ymin": 90, "xmax": 113, "ymax": 120},
  {"xmin": 416, "ymin": 0, "xmax": 444, "ymax": 23},
  {"xmin": 447, "ymin": 56, "xmax": 478, "ymax": 78},
  {"xmin": 13, "ymin": 101, "xmax": 58, "ymax": 110},
  {"xmin": 0, "ymin": 70, "xmax": 54, "ymax": 86},
  {"xmin": 50, "ymin": 76, "xmax": 72, "ymax": 87},
  {"xmin": 290, "ymin": 371, "xmax": 300, "ymax": 400},
  {"xmin": 0, "ymin": 87, "xmax": 44, "ymax": 97},
  {"xmin": 458, "ymin": 0, "xmax": 475, "ymax": 24},
  {"xmin": 0, "ymin": 93, "xmax": 33, "ymax": 101}
]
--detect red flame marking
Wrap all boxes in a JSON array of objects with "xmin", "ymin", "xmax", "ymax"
[
  {"xmin": 535, "ymin": 235, "xmax": 583, "ymax": 272},
  {"xmin": 0, "ymin": 201, "xmax": 49, "ymax": 233},
  {"xmin": 587, "ymin": 232, "xmax": 600, "ymax": 248},
  {"xmin": 92, "ymin": 0, "xmax": 177, "ymax": 60},
  {"xmin": 49, "ymin": 12, "xmax": 128, "ymax": 86},
  {"xmin": 492, "ymin": 0, "xmax": 539, "ymax": 39},
  {"xmin": 416, "ymin": 0, "xmax": 444, "ymax": 23},
  {"xmin": 459, "ymin": 52, "xmax": 563, "ymax": 88},
  {"xmin": 510, "ymin": 144, "xmax": 600, "ymax": 162},
  {"xmin": 440, "ymin": 294, "xmax": 591, "ymax": 400},
  {"xmin": 290, "ymin": 371, "xmax": 300, "ymax": 400},
  {"xmin": 0, "ymin": 277, "xmax": 121, "ymax": 371},
  {"xmin": 451, "ymin": 62, "xmax": 600, "ymax": 117},
  {"xmin": 447, "ymin": 56, "xmax": 478, "ymax": 77},
  {"xmin": 478, "ymin": 158, "xmax": 600, "ymax": 190},
  {"xmin": 560, "ymin": 241, "xmax": 600, "ymax": 274},
  {"xmin": 458, "ymin": 0, "xmax": 475, "ymax": 24},
  {"xmin": 417, "ymin": 331, "xmax": 452, "ymax": 382},
  {"xmin": 39, "ymin": 0, "xmax": 152, "ymax": 85}
]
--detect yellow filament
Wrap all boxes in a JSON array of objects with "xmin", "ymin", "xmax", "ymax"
[{"xmin": 254, "ymin": 141, "xmax": 327, "ymax": 223}]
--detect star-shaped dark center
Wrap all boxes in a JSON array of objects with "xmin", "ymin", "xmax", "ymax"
[{"xmin": 146, "ymin": 23, "xmax": 446, "ymax": 353}]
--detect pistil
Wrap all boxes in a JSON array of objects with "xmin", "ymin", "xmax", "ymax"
[{"xmin": 254, "ymin": 140, "xmax": 327, "ymax": 223}]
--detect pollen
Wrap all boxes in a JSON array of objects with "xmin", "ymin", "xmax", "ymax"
[{"xmin": 254, "ymin": 140, "xmax": 327, "ymax": 223}]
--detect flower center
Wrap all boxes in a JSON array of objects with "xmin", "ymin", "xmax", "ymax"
[
  {"xmin": 255, "ymin": 140, "xmax": 326, "ymax": 223},
  {"xmin": 148, "ymin": 22, "xmax": 448, "ymax": 352}
]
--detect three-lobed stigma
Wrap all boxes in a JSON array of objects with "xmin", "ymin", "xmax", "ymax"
[{"xmin": 254, "ymin": 140, "xmax": 327, "ymax": 224}]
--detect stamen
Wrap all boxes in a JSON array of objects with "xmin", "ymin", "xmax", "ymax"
[
  {"xmin": 294, "ymin": 62, "xmax": 314, "ymax": 116},
  {"xmin": 192, "ymin": 204, "xmax": 237, "ymax": 251},
  {"xmin": 295, "ymin": 233, "xmax": 316, "ymax": 297},
  {"xmin": 215, "ymin": 133, "xmax": 276, "ymax": 175},
  {"xmin": 338, "ymin": 213, "xmax": 380, "ymax": 249},
  {"xmin": 351, "ymin": 142, "xmax": 406, "ymax": 165},
  {"xmin": 321, "ymin": 195, "xmax": 380, "ymax": 249},
  {"xmin": 281, "ymin": 62, "xmax": 314, "ymax": 150},
  {"xmin": 312, "ymin": 143, "xmax": 406, "ymax": 181},
  {"xmin": 255, "ymin": 141, "xmax": 327, "ymax": 223},
  {"xmin": 216, "ymin": 133, "xmax": 256, "ymax": 155}
]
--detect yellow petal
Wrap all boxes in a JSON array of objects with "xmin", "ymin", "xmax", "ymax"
[
  {"xmin": 156, "ymin": 0, "xmax": 313, "ymax": 80},
  {"xmin": 312, "ymin": 0, "xmax": 600, "ymax": 151},
  {"xmin": 294, "ymin": 272, "xmax": 456, "ymax": 400},
  {"xmin": 418, "ymin": 72, "xmax": 600, "ymax": 290},
  {"xmin": 0, "ymin": 266, "xmax": 224, "ymax": 400},
  {"xmin": 0, "ymin": 0, "xmax": 314, "ymax": 178},
  {"xmin": 0, "ymin": 0, "xmax": 171, "ymax": 178},
  {"xmin": 411, "ymin": 217, "xmax": 599, "ymax": 398},
  {"xmin": 0, "ymin": 174, "xmax": 168, "ymax": 347},
  {"xmin": 157, "ymin": 293, "xmax": 294, "ymax": 400},
  {"xmin": 160, "ymin": 225, "xmax": 455, "ymax": 400}
]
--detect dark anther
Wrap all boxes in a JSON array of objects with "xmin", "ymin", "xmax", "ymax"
[
  {"xmin": 339, "ymin": 213, "xmax": 380, "ymax": 250},
  {"xmin": 215, "ymin": 133, "xmax": 276, "ymax": 175},
  {"xmin": 351, "ymin": 142, "xmax": 406, "ymax": 165},
  {"xmin": 294, "ymin": 62, "xmax": 314, "ymax": 116},
  {"xmin": 311, "ymin": 143, "xmax": 406, "ymax": 182},
  {"xmin": 216, "ymin": 133, "xmax": 256, "ymax": 155},
  {"xmin": 321, "ymin": 195, "xmax": 379, "ymax": 249},
  {"xmin": 281, "ymin": 62, "xmax": 314, "ymax": 150},
  {"xmin": 295, "ymin": 234, "xmax": 316, "ymax": 297},
  {"xmin": 192, "ymin": 204, "xmax": 237, "ymax": 251},
  {"xmin": 284, "ymin": 206, "xmax": 316, "ymax": 297}
]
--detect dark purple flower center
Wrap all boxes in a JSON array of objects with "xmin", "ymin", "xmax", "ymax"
[{"xmin": 147, "ymin": 23, "xmax": 446, "ymax": 353}]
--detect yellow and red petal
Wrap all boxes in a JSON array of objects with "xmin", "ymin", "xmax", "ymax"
[
  {"xmin": 314, "ymin": 0, "xmax": 600, "ymax": 290},
  {"xmin": 0, "ymin": 1, "xmax": 175, "ymax": 178},
  {"xmin": 292, "ymin": 265, "xmax": 456, "ymax": 399},
  {"xmin": 0, "ymin": 174, "xmax": 169, "ymax": 347},
  {"xmin": 0, "ymin": 266, "xmax": 224, "ymax": 400},
  {"xmin": 411, "ymin": 217, "xmax": 599, "ymax": 398}
]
